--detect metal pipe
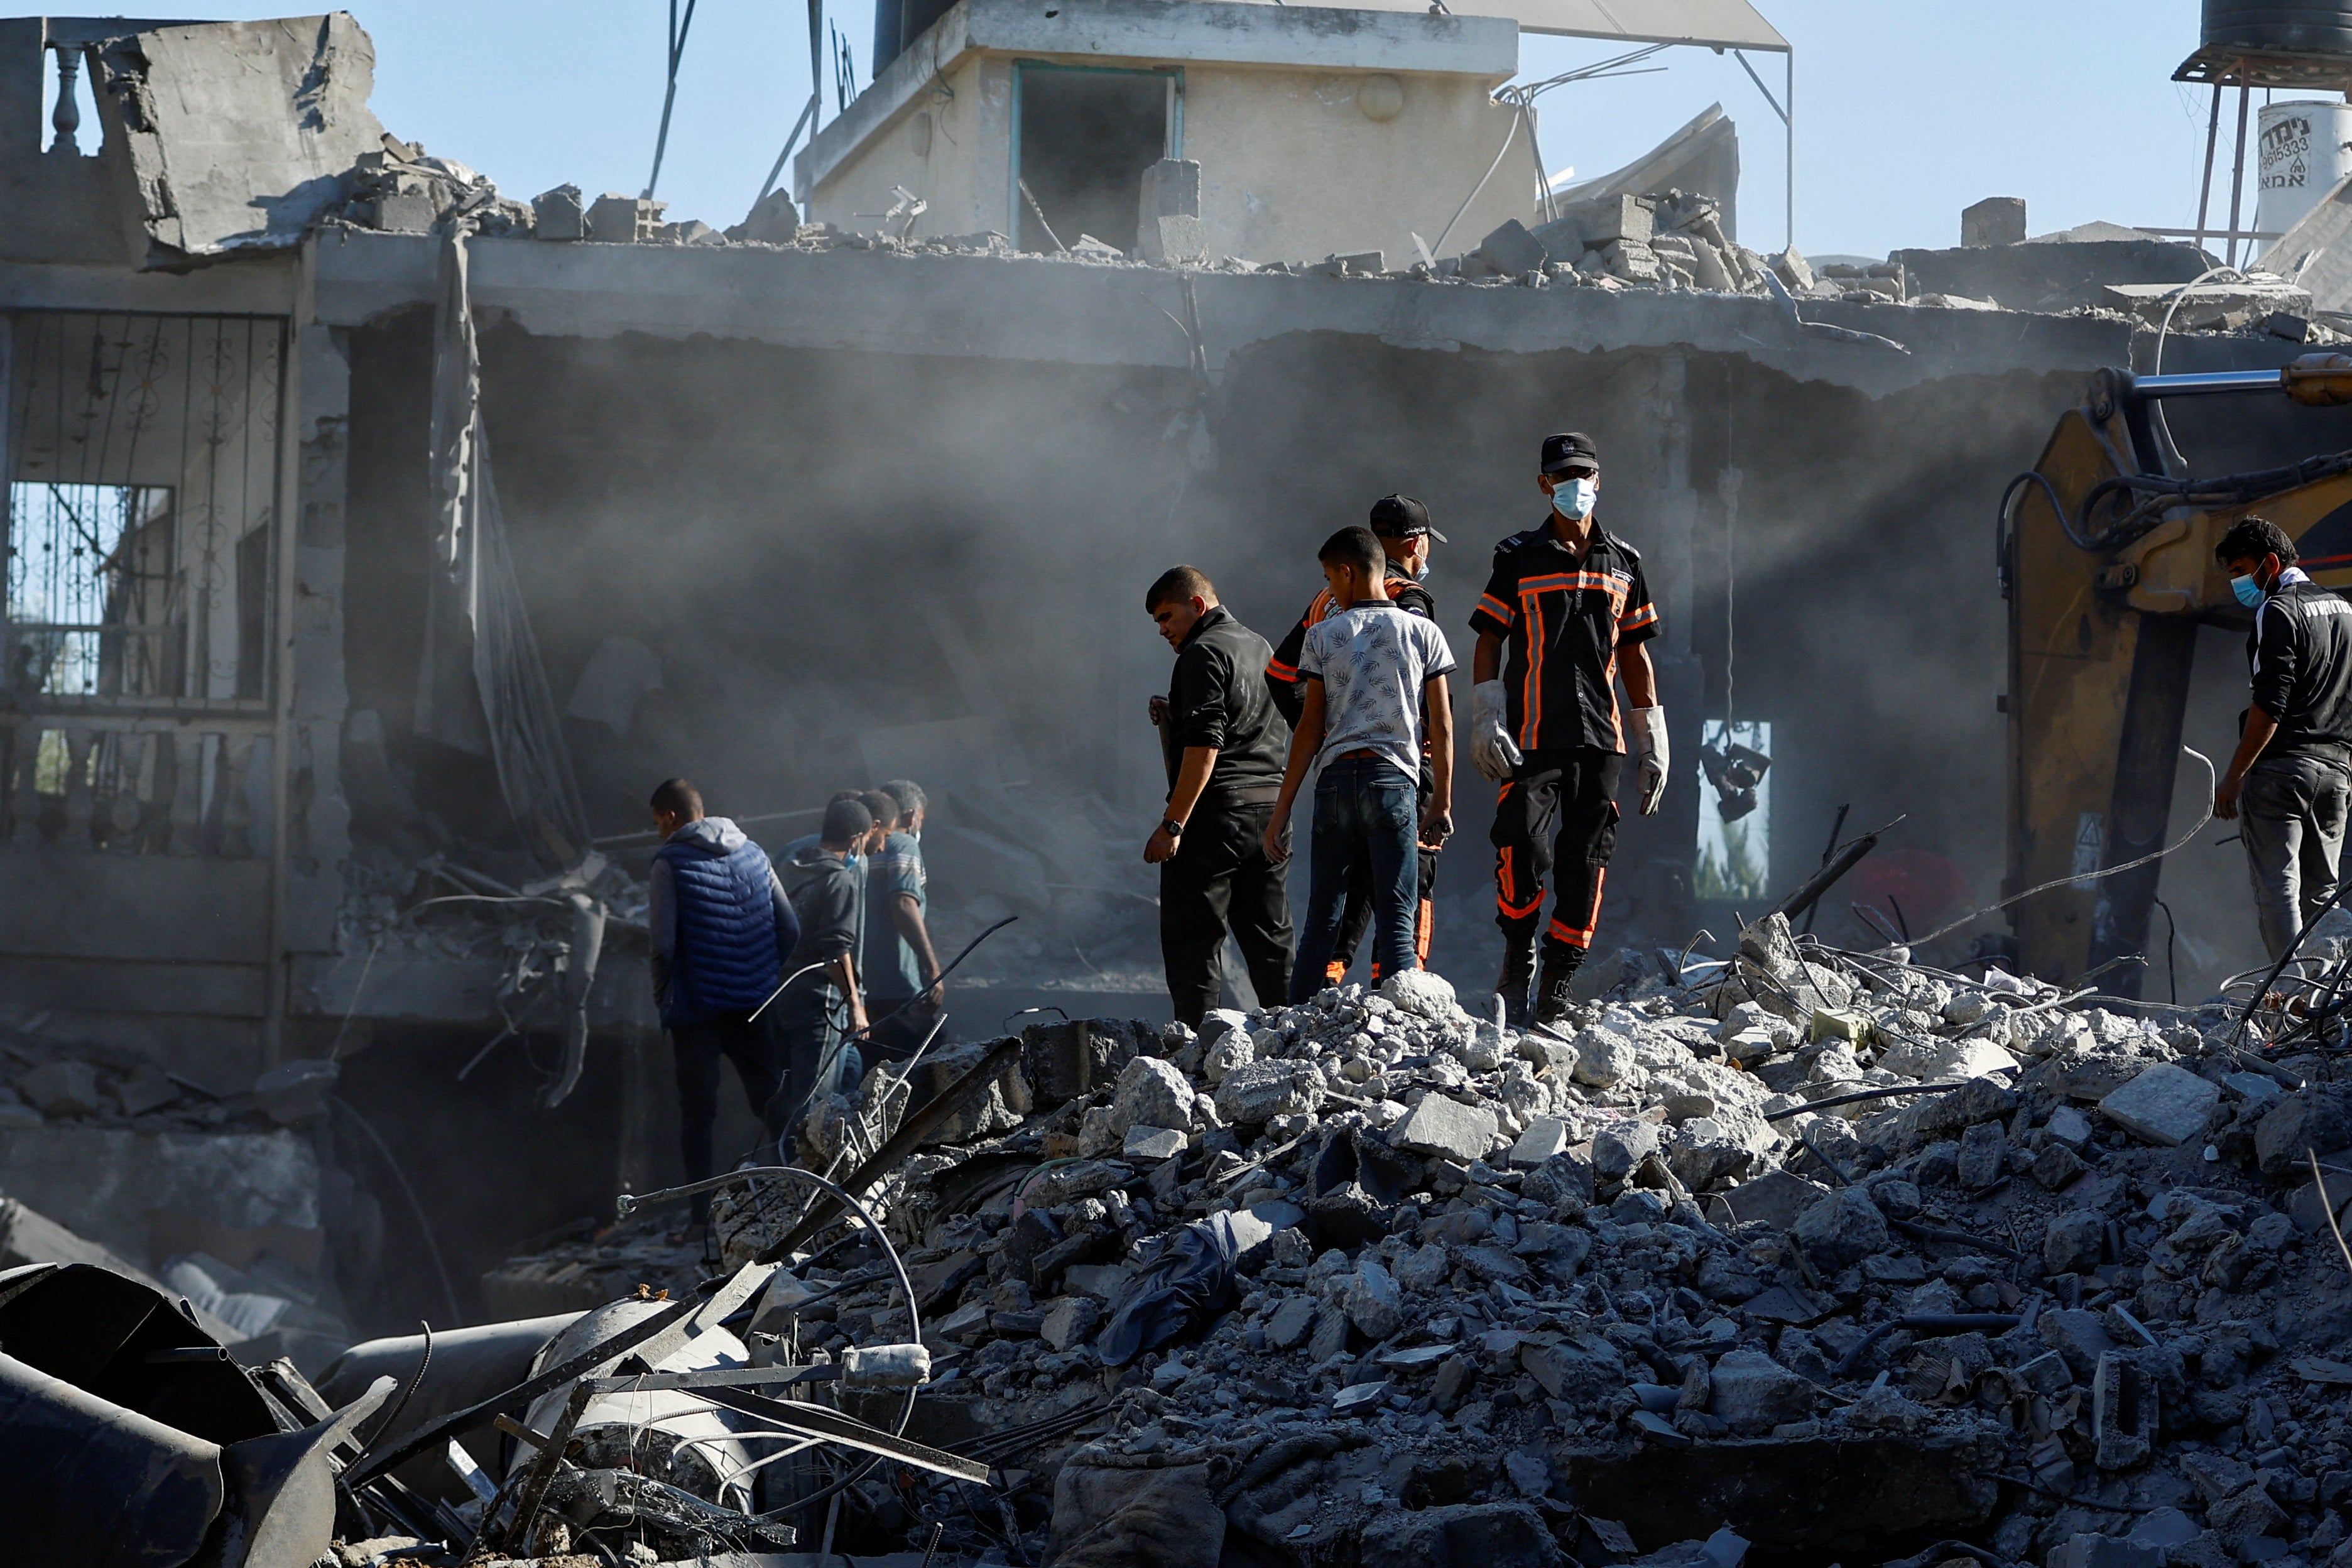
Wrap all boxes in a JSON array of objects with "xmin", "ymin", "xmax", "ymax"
[
  {"xmin": 2227, "ymin": 82, "xmax": 2252, "ymax": 268},
  {"xmin": 2127, "ymin": 369, "xmax": 2287, "ymax": 398},
  {"xmin": 2194, "ymin": 80, "xmax": 2224, "ymax": 253}
]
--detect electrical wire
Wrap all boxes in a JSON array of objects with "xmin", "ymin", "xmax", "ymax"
[
  {"xmin": 1910, "ymin": 745, "xmax": 2216, "ymax": 946},
  {"xmin": 328, "ymin": 1095, "xmax": 463, "ymax": 1323}
]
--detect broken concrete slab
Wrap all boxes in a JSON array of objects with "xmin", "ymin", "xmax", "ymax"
[
  {"xmin": 1507, "ymin": 1115, "xmax": 1569, "ymax": 1168},
  {"xmin": 2098, "ymin": 1064, "xmax": 2220, "ymax": 1148},
  {"xmin": 1391, "ymin": 1094, "xmax": 1497, "ymax": 1160},
  {"xmin": 87, "ymin": 14, "xmax": 389, "ymax": 265},
  {"xmin": 1713, "ymin": 1169, "xmax": 1831, "ymax": 1231}
]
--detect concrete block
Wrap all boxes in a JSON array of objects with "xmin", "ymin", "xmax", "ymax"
[
  {"xmin": 2047, "ymin": 1104, "xmax": 2094, "ymax": 1150},
  {"xmin": 1716, "ymin": 1169, "xmax": 1831, "ymax": 1231},
  {"xmin": 373, "ymin": 191, "xmax": 437, "ymax": 234},
  {"xmin": 2045, "ymin": 1210, "xmax": 2106, "ymax": 1275},
  {"xmin": 1956, "ymin": 1120, "xmax": 2006, "ymax": 1189},
  {"xmin": 533, "ymin": 183, "xmax": 585, "ymax": 240},
  {"xmin": 1961, "ymin": 195, "xmax": 2027, "ymax": 248},
  {"xmin": 1475, "ymin": 219, "xmax": 1547, "ymax": 277},
  {"xmin": 1566, "ymin": 193, "xmax": 1653, "ymax": 248},
  {"xmin": 1040, "ymin": 1294, "xmax": 1102, "ymax": 1351},
  {"xmin": 1112, "ymin": 1055, "xmax": 1194, "ymax": 1136},
  {"xmin": 1137, "ymin": 214, "xmax": 1205, "ymax": 264},
  {"xmin": 1771, "ymin": 246, "xmax": 1815, "ymax": 291},
  {"xmin": 587, "ymin": 192, "xmax": 664, "ymax": 243},
  {"xmin": 728, "ymin": 187, "xmax": 800, "ymax": 244},
  {"xmin": 2255, "ymin": 1087, "xmax": 2352, "ymax": 1177},
  {"xmin": 1123, "ymin": 1123, "xmax": 1185, "ymax": 1161},
  {"xmin": 1591, "ymin": 1118, "xmax": 1658, "ymax": 1182},
  {"xmin": 1393, "ymin": 1094, "xmax": 1497, "ymax": 1160},
  {"xmin": 1138, "ymin": 158, "xmax": 1202, "ymax": 219},
  {"xmin": 1214, "ymin": 1059, "xmax": 1324, "ymax": 1125},
  {"xmin": 1023, "ymin": 1017, "xmax": 1135, "ymax": 1106},
  {"xmin": 1707, "ymin": 1348, "xmax": 1816, "ymax": 1434},
  {"xmin": 2098, "ymin": 1063, "xmax": 2219, "ymax": 1148},
  {"xmin": 1265, "ymin": 1295, "xmax": 1318, "ymax": 1349},
  {"xmin": 1334, "ymin": 1260, "xmax": 1404, "ymax": 1338},
  {"xmin": 1790, "ymin": 1188, "xmax": 1887, "ymax": 1271},
  {"xmin": 1508, "ymin": 1116, "xmax": 1571, "ymax": 1168},
  {"xmin": 2092, "ymin": 1350, "xmax": 2153, "ymax": 1470}
]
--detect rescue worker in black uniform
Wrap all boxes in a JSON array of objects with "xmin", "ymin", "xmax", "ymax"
[
  {"xmin": 2212, "ymin": 514, "xmax": 2352, "ymax": 960},
  {"xmin": 1144, "ymin": 565, "xmax": 1295, "ymax": 1024},
  {"xmin": 1266, "ymin": 494, "xmax": 1448, "ymax": 985},
  {"xmin": 1469, "ymin": 432, "xmax": 1670, "ymax": 1027}
]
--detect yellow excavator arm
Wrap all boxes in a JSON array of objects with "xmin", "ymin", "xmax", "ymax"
[{"xmin": 2006, "ymin": 355, "xmax": 2352, "ymax": 988}]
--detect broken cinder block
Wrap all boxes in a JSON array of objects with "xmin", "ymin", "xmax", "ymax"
[
  {"xmin": 1136, "ymin": 159, "xmax": 1204, "ymax": 264},
  {"xmin": 587, "ymin": 192, "xmax": 665, "ymax": 243},
  {"xmin": 533, "ymin": 184, "xmax": 585, "ymax": 240},
  {"xmin": 1962, "ymin": 195, "xmax": 2027, "ymax": 248},
  {"xmin": 1473, "ymin": 218, "xmax": 1547, "ymax": 278}
]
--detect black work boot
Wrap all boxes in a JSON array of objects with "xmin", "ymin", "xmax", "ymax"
[
  {"xmin": 1532, "ymin": 945, "xmax": 1584, "ymax": 1031},
  {"xmin": 1496, "ymin": 940, "xmax": 1536, "ymax": 1028}
]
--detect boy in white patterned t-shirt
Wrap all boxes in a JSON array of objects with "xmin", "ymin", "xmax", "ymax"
[{"xmin": 1265, "ymin": 525, "xmax": 1456, "ymax": 998}]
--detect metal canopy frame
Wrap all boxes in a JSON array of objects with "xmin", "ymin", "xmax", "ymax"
[{"xmin": 2176, "ymin": 45, "xmax": 2352, "ymax": 267}]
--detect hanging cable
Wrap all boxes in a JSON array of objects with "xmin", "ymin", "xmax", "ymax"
[{"xmin": 1910, "ymin": 746, "xmax": 2217, "ymax": 947}]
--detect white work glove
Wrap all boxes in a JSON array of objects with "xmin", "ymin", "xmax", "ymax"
[
  {"xmin": 1471, "ymin": 680, "xmax": 1522, "ymax": 783},
  {"xmin": 1632, "ymin": 705, "xmax": 1669, "ymax": 817}
]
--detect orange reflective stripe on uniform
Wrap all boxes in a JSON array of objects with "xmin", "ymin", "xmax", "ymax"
[
  {"xmin": 1415, "ymin": 898, "xmax": 1434, "ymax": 964},
  {"xmin": 1546, "ymin": 867, "xmax": 1607, "ymax": 949}
]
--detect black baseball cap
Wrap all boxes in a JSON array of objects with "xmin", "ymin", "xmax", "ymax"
[
  {"xmin": 1369, "ymin": 493, "xmax": 1447, "ymax": 543},
  {"xmin": 1541, "ymin": 432, "xmax": 1600, "ymax": 475}
]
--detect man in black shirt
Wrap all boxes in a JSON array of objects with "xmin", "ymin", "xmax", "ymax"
[
  {"xmin": 2213, "ymin": 515, "xmax": 2352, "ymax": 959},
  {"xmin": 1266, "ymin": 494, "xmax": 1448, "ymax": 984},
  {"xmin": 1468, "ymin": 432, "xmax": 1671, "ymax": 1028},
  {"xmin": 1145, "ymin": 565, "xmax": 1294, "ymax": 1025}
]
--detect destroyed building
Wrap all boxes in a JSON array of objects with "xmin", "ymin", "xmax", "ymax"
[{"xmin": 10, "ymin": 4, "xmax": 2352, "ymax": 1565}]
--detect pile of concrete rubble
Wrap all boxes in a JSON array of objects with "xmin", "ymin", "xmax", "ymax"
[
  {"xmin": 664, "ymin": 910, "xmax": 2352, "ymax": 1567},
  {"xmin": 16, "ymin": 908, "xmax": 2352, "ymax": 1567}
]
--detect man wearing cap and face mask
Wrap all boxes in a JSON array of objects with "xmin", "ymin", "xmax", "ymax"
[
  {"xmin": 2212, "ymin": 514, "xmax": 2352, "ymax": 960},
  {"xmin": 1267, "ymin": 494, "xmax": 1449, "ymax": 982},
  {"xmin": 1467, "ymin": 432, "xmax": 1667, "ymax": 1027}
]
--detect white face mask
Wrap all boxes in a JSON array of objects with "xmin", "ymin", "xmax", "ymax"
[{"xmin": 1551, "ymin": 476, "xmax": 1597, "ymax": 521}]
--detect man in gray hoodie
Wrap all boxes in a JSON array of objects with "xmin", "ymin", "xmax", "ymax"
[
  {"xmin": 776, "ymin": 797, "xmax": 874, "ymax": 1157},
  {"xmin": 646, "ymin": 778, "xmax": 800, "ymax": 1213}
]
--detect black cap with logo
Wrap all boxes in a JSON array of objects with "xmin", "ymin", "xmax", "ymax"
[
  {"xmin": 1369, "ymin": 493, "xmax": 1447, "ymax": 543},
  {"xmin": 1540, "ymin": 432, "xmax": 1600, "ymax": 475}
]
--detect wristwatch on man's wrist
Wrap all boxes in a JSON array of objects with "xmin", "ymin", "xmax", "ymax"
[{"xmin": 1162, "ymin": 818, "xmax": 1185, "ymax": 838}]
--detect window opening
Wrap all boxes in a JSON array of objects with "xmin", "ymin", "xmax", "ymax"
[{"xmin": 1014, "ymin": 63, "xmax": 1175, "ymax": 254}]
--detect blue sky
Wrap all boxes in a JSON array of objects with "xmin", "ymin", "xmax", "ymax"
[{"xmin": 104, "ymin": 1, "xmax": 2231, "ymax": 258}]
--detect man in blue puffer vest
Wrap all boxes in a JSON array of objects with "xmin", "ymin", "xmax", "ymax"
[{"xmin": 647, "ymin": 778, "xmax": 800, "ymax": 1214}]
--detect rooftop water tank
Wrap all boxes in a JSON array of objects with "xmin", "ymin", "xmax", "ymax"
[
  {"xmin": 2257, "ymin": 98, "xmax": 2352, "ymax": 247},
  {"xmin": 2202, "ymin": 0, "xmax": 2352, "ymax": 58}
]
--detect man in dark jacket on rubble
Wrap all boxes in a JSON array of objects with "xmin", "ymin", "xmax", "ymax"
[{"xmin": 647, "ymin": 777, "xmax": 799, "ymax": 1216}]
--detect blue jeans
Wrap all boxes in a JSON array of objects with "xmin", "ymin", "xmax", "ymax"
[{"xmin": 1292, "ymin": 756, "xmax": 1420, "ymax": 1001}]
